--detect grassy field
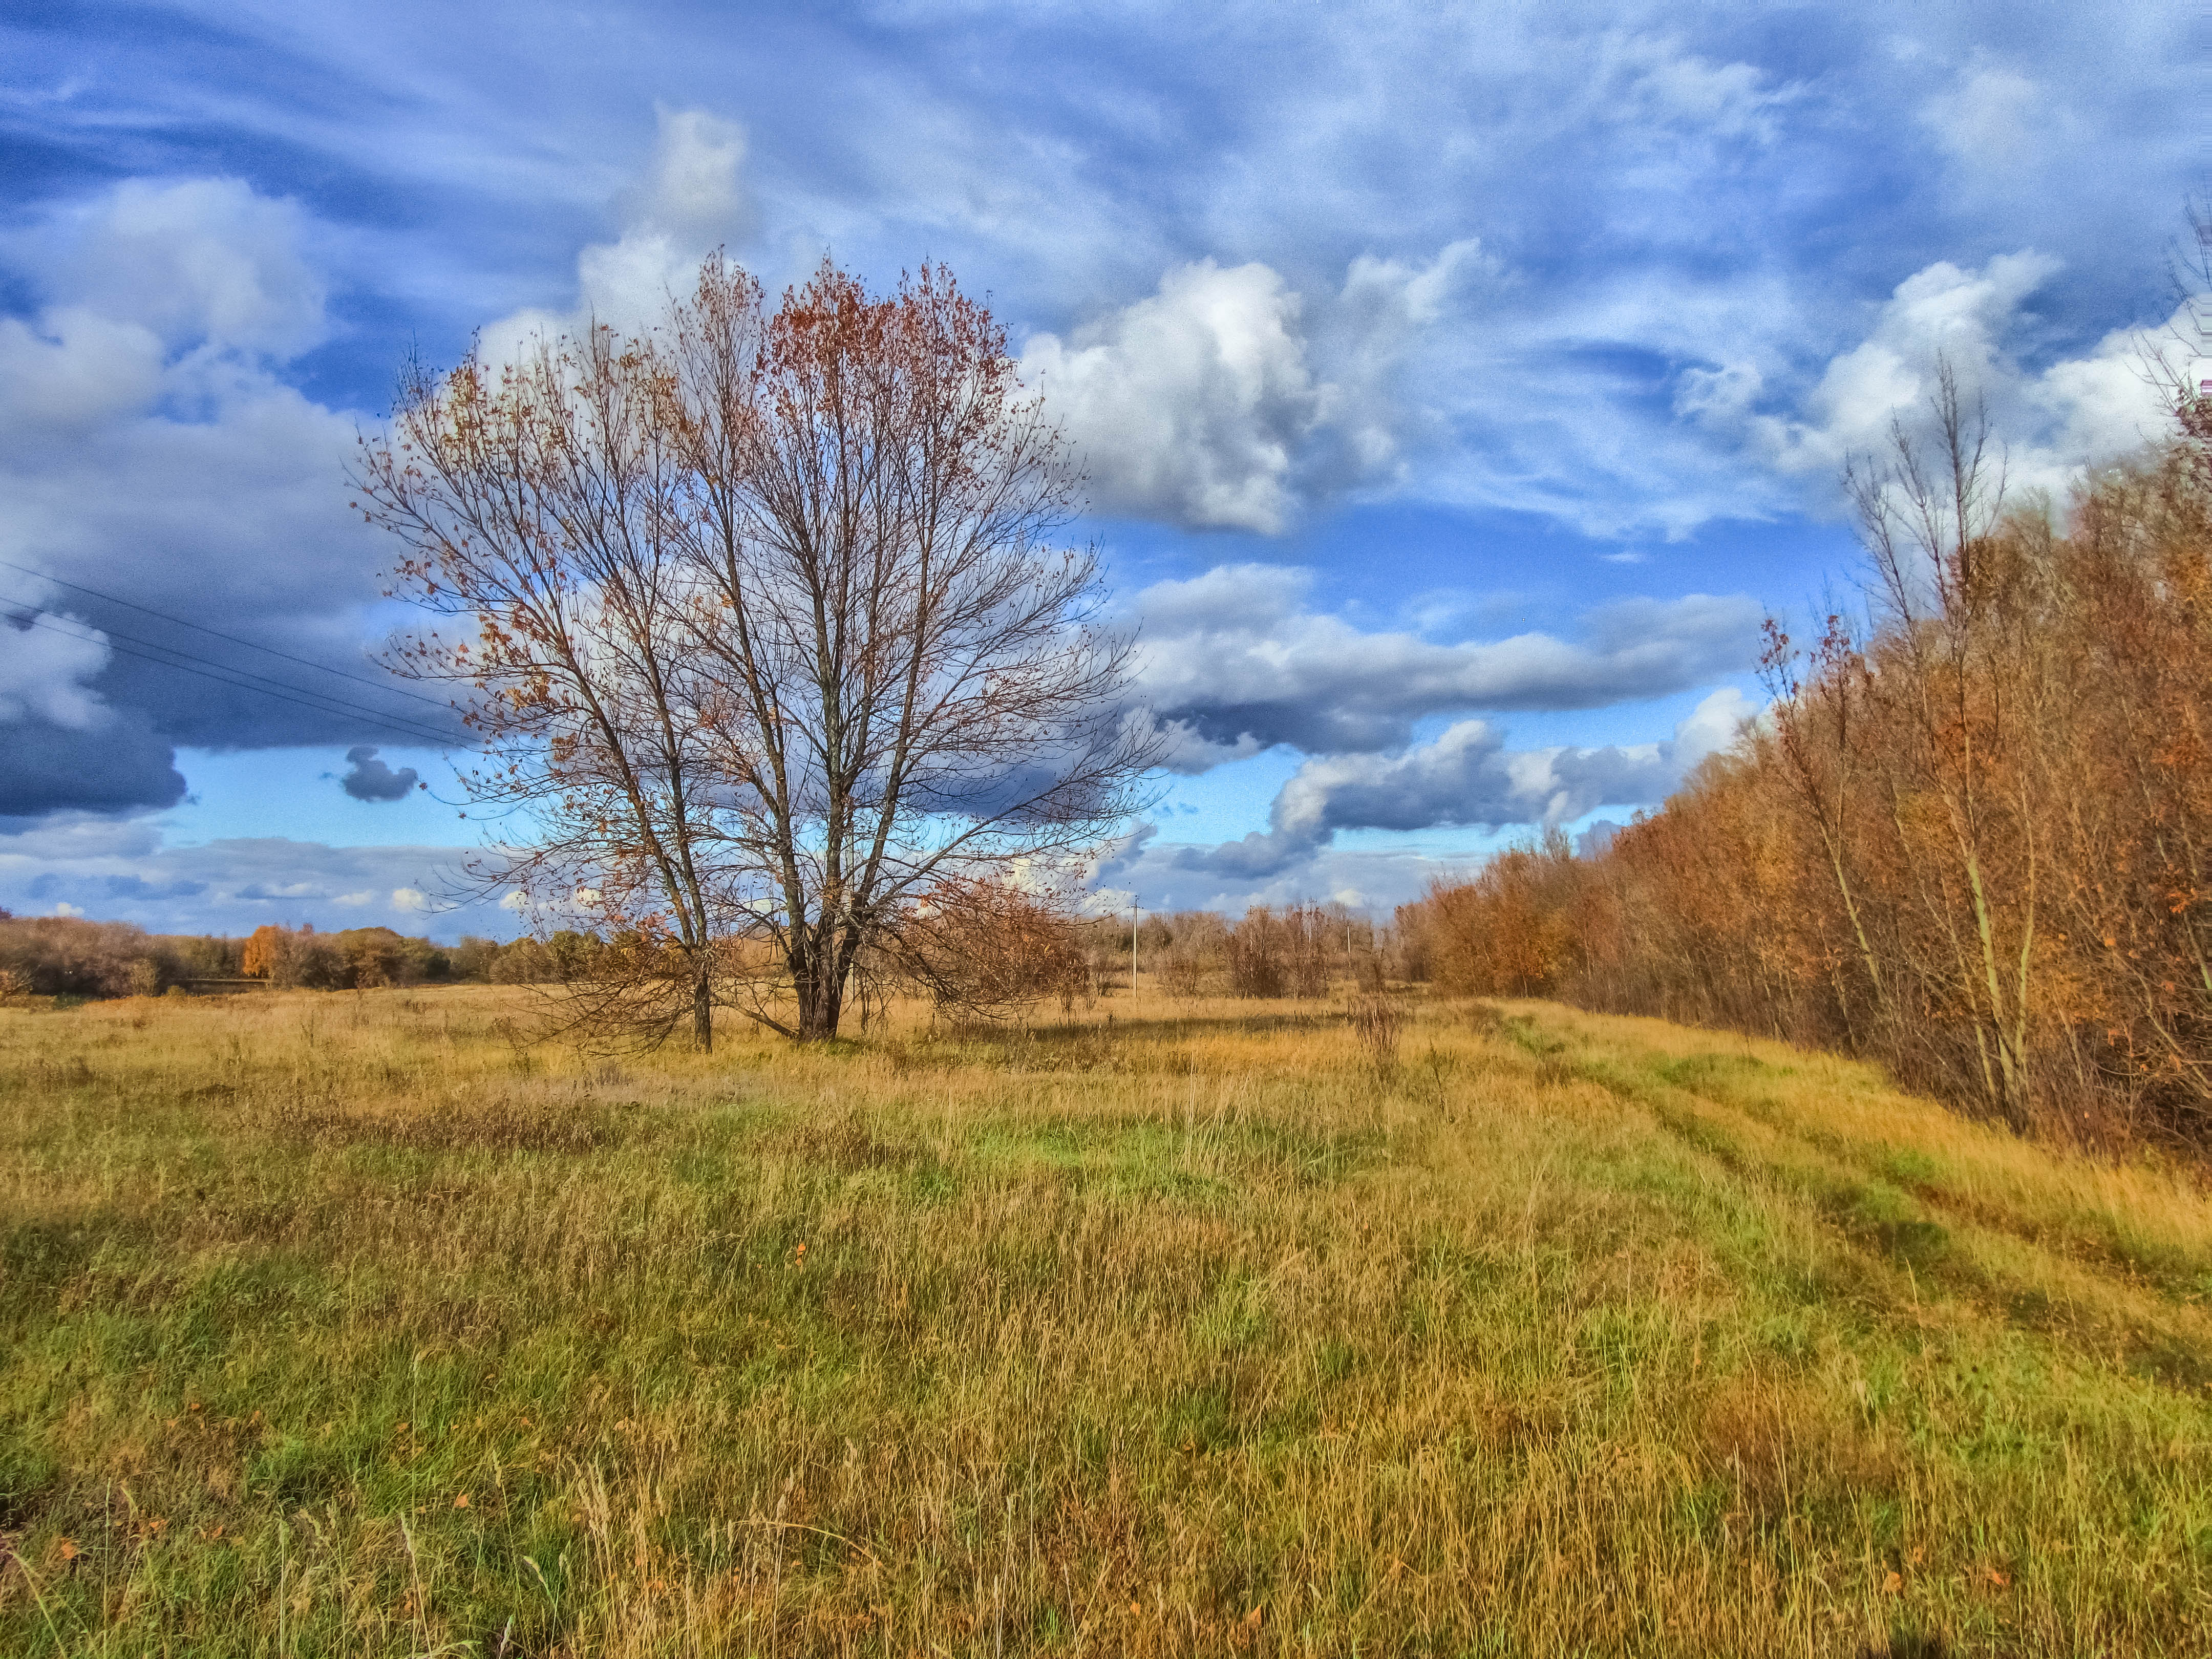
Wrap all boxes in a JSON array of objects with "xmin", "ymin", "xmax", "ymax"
[{"xmin": 0, "ymin": 986, "xmax": 2206, "ymax": 1656}]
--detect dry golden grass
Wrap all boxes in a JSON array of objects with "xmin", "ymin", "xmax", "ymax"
[{"xmin": 0, "ymin": 985, "xmax": 2205, "ymax": 1655}]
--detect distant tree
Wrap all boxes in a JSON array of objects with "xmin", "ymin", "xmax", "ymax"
[
  {"xmin": 450, "ymin": 936, "xmax": 502, "ymax": 982},
  {"xmin": 491, "ymin": 938, "xmax": 556, "ymax": 985},
  {"xmin": 358, "ymin": 254, "xmax": 1152, "ymax": 1047},
  {"xmin": 241, "ymin": 925, "xmax": 285, "ymax": 982},
  {"xmin": 0, "ymin": 916, "xmax": 164, "ymax": 998}
]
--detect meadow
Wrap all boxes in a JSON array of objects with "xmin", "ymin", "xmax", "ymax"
[{"xmin": 0, "ymin": 985, "xmax": 2206, "ymax": 1656}]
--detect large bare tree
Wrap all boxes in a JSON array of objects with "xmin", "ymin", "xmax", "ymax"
[{"xmin": 355, "ymin": 256, "xmax": 1154, "ymax": 1045}]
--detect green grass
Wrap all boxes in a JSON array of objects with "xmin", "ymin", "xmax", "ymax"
[{"xmin": 0, "ymin": 987, "xmax": 2206, "ymax": 1655}]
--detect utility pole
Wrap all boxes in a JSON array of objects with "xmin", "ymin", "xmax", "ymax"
[{"xmin": 1130, "ymin": 897, "xmax": 1140, "ymax": 999}]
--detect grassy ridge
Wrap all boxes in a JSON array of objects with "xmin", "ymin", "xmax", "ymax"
[{"xmin": 0, "ymin": 989, "xmax": 2205, "ymax": 1655}]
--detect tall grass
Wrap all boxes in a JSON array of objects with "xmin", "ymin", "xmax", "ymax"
[{"xmin": 0, "ymin": 987, "xmax": 2205, "ymax": 1654}]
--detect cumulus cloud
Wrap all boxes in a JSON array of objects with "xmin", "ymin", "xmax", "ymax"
[
  {"xmin": 1019, "ymin": 241, "xmax": 1497, "ymax": 534},
  {"xmin": 1131, "ymin": 564, "xmax": 1761, "ymax": 767},
  {"xmin": 479, "ymin": 106, "xmax": 754, "ymax": 363},
  {"xmin": 1, "ymin": 586, "xmax": 112, "ymax": 731},
  {"xmin": 337, "ymin": 746, "xmax": 421, "ymax": 802},
  {"xmin": 0, "ymin": 571, "xmax": 187, "ymax": 816},
  {"xmin": 1020, "ymin": 260, "xmax": 1326, "ymax": 533},
  {"xmin": 0, "ymin": 174, "xmax": 457, "ymax": 816},
  {"xmin": 1279, "ymin": 682, "xmax": 1751, "ymax": 841},
  {"xmin": 1083, "ymin": 688, "xmax": 1754, "ymax": 914},
  {"xmin": 1678, "ymin": 251, "xmax": 2176, "ymax": 501},
  {"xmin": 2, "ymin": 177, "xmax": 329, "ymax": 358}
]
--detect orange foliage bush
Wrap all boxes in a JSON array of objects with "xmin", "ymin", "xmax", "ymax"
[{"xmin": 1405, "ymin": 398, "xmax": 2212, "ymax": 1150}]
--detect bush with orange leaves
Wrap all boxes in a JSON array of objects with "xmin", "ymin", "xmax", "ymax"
[
  {"xmin": 886, "ymin": 879, "xmax": 1087, "ymax": 1020},
  {"xmin": 1402, "ymin": 365, "xmax": 2212, "ymax": 1150}
]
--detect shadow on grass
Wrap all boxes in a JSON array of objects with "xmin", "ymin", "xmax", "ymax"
[
  {"xmin": 999, "ymin": 1010, "xmax": 1349, "ymax": 1045},
  {"xmin": 1862, "ymin": 1632, "xmax": 1948, "ymax": 1659}
]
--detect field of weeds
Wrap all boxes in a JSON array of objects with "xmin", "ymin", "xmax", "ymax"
[{"xmin": 0, "ymin": 985, "xmax": 2206, "ymax": 1655}]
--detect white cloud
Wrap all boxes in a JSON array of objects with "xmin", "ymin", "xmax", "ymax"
[
  {"xmin": 1131, "ymin": 563, "xmax": 1762, "ymax": 764},
  {"xmin": 1682, "ymin": 251, "xmax": 2177, "ymax": 502},
  {"xmin": 1922, "ymin": 63, "xmax": 2046, "ymax": 168},
  {"xmin": 0, "ymin": 577, "xmax": 112, "ymax": 730},
  {"xmin": 1019, "ymin": 240, "xmax": 1498, "ymax": 533},
  {"xmin": 1093, "ymin": 684, "xmax": 1756, "ymax": 903},
  {"xmin": 1589, "ymin": 33, "xmax": 1796, "ymax": 145},
  {"xmin": 4, "ymin": 178, "xmax": 329, "ymax": 357},
  {"xmin": 1087, "ymin": 689, "xmax": 1756, "ymax": 910},
  {"xmin": 1272, "ymin": 683, "xmax": 1748, "ymax": 846},
  {"xmin": 391, "ymin": 886, "xmax": 431, "ymax": 912},
  {"xmin": 1021, "ymin": 260, "xmax": 1325, "ymax": 533},
  {"xmin": 625, "ymin": 107, "xmax": 753, "ymax": 243},
  {"xmin": 480, "ymin": 106, "xmax": 754, "ymax": 363},
  {"xmin": 0, "ymin": 175, "xmax": 426, "ymax": 812},
  {"xmin": 0, "ymin": 309, "xmax": 165, "ymax": 436}
]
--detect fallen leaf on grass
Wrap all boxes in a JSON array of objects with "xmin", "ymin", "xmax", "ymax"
[{"xmin": 1882, "ymin": 1571, "xmax": 1902, "ymax": 1593}]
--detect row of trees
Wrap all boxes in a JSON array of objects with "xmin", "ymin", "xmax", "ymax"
[
  {"xmin": 1400, "ymin": 368, "xmax": 2212, "ymax": 1147},
  {"xmin": 0, "ymin": 916, "xmax": 222, "ymax": 1001},
  {"xmin": 1064, "ymin": 906, "xmax": 1393, "ymax": 1002},
  {"xmin": 358, "ymin": 256, "xmax": 1153, "ymax": 1047},
  {"xmin": 0, "ymin": 914, "xmax": 611, "ymax": 1000},
  {"xmin": 0, "ymin": 904, "xmax": 1403, "ymax": 1010}
]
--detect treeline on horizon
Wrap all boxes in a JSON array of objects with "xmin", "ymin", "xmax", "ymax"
[
  {"xmin": 1398, "ymin": 395, "xmax": 2212, "ymax": 1152},
  {"xmin": 0, "ymin": 905, "xmax": 1404, "ymax": 1007},
  {"xmin": 0, "ymin": 914, "xmax": 604, "ymax": 1001}
]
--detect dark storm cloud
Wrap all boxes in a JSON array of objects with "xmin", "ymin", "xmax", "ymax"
[
  {"xmin": 0, "ymin": 711, "xmax": 185, "ymax": 817},
  {"xmin": 338, "ymin": 745, "xmax": 419, "ymax": 802}
]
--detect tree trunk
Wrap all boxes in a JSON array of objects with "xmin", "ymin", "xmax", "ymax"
[
  {"xmin": 692, "ymin": 968, "xmax": 714, "ymax": 1053},
  {"xmin": 792, "ymin": 938, "xmax": 848, "ymax": 1040}
]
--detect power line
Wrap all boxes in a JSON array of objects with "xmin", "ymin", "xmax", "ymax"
[
  {"xmin": 5, "ymin": 591, "xmax": 465, "ymax": 747},
  {"xmin": 15, "ymin": 612, "xmax": 463, "ymax": 752},
  {"xmin": 0, "ymin": 555, "xmax": 455, "ymax": 710},
  {"xmin": 11, "ymin": 601, "xmax": 462, "ymax": 748}
]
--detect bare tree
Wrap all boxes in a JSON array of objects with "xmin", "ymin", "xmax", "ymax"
[
  {"xmin": 355, "ymin": 324, "xmax": 730, "ymax": 1045},
  {"xmin": 667, "ymin": 257, "xmax": 1153, "ymax": 1038},
  {"xmin": 1845, "ymin": 358, "xmax": 2041, "ymax": 1122},
  {"xmin": 355, "ymin": 256, "xmax": 1155, "ymax": 1047}
]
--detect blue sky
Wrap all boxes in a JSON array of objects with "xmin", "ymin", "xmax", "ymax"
[{"xmin": 0, "ymin": 0, "xmax": 2201, "ymax": 938}]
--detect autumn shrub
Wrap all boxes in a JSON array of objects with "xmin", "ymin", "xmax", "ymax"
[
  {"xmin": 1404, "ymin": 409, "xmax": 2212, "ymax": 1151},
  {"xmin": 891, "ymin": 879, "xmax": 1087, "ymax": 1019},
  {"xmin": 0, "ymin": 915, "xmax": 172, "ymax": 997}
]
